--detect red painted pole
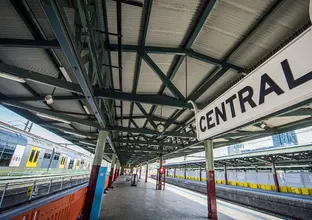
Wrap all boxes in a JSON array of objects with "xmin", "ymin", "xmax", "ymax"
[
  {"xmin": 272, "ymin": 161, "xmax": 280, "ymax": 192},
  {"xmin": 108, "ymin": 154, "xmax": 116, "ymax": 188},
  {"xmin": 204, "ymin": 139, "xmax": 217, "ymax": 220},
  {"xmin": 157, "ymin": 155, "xmax": 163, "ymax": 190},
  {"xmin": 114, "ymin": 163, "xmax": 119, "ymax": 181},
  {"xmin": 82, "ymin": 130, "xmax": 107, "ymax": 220}
]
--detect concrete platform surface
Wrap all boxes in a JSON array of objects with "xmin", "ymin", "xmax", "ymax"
[{"xmin": 99, "ymin": 177, "xmax": 281, "ymax": 220}]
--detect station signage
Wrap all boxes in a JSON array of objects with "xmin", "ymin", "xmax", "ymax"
[{"xmin": 196, "ymin": 28, "xmax": 312, "ymax": 141}]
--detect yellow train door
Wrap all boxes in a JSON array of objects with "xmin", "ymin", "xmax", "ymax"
[
  {"xmin": 26, "ymin": 147, "xmax": 40, "ymax": 168},
  {"xmin": 59, "ymin": 156, "xmax": 67, "ymax": 168}
]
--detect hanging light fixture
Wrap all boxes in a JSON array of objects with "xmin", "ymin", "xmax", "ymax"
[
  {"xmin": 45, "ymin": 87, "xmax": 56, "ymax": 105},
  {"xmin": 260, "ymin": 121, "xmax": 268, "ymax": 129}
]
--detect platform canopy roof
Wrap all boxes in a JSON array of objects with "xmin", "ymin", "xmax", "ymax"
[
  {"xmin": 0, "ymin": 0, "xmax": 311, "ymax": 165},
  {"xmin": 163, "ymin": 144, "xmax": 312, "ymax": 170}
]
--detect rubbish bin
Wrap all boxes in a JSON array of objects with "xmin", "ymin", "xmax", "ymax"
[{"xmin": 131, "ymin": 174, "xmax": 138, "ymax": 186}]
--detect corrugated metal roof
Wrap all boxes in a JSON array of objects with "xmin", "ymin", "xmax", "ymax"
[
  {"xmin": 0, "ymin": 47, "xmax": 59, "ymax": 78},
  {"xmin": 0, "ymin": 79, "xmax": 33, "ymax": 96},
  {"xmin": 164, "ymin": 56, "xmax": 216, "ymax": 98},
  {"xmin": 266, "ymin": 116, "xmax": 311, "ymax": 127},
  {"xmin": 146, "ymin": 0, "xmax": 202, "ymax": 47},
  {"xmin": 25, "ymin": 0, "xmax": 56, "ymax": 40},
  {"xmin": 192, "ymin": 0, "xmax": 272, "ymax": 59},
  {"xmin": 111, "ymin": 52, "xmax": 136, "ymax": 92},
  {"xmin": 0, "ymin": 0, "xmax": 34, "ymax": 39},
  {"xmin": 196, "ymin": 69, "xmax": 240, "ymax": 103},
  {"xmin": 137, "ymin": 54, "xmax": 175, "ymax": 93},
  {"xmin": 107, "ymin": 0, "xmax": 142, "ymax": 45},
  {"xmin": 229, "ymin": 0, "xmax": 310, "ymax": 68}
]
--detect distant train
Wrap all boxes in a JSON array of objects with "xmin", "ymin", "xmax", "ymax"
[{"xmin": 0, "ymin": 122, "xmax": 93, "ymax": 176}]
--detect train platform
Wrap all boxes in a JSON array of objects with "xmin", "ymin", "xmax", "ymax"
[{"xmin": 99, "ymin": 176, "xmax": 281, "ymax": 220}]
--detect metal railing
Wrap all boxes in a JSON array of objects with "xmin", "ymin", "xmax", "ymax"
[{"xmin": 0, "ymin": 173, "xmax": 90, "ymax": 210}]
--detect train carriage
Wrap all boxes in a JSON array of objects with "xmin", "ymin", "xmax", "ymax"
[{"xmin": 0, "ymin": 122, "xmax": 93, "ymax": 176}]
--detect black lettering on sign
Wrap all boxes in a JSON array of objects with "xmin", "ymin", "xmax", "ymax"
[
  {"xmin": 215, "ymin": 102, "xmax": 227, "ymax": 125},
  {"xmin": 238, "ymin": 86, "xmax": 257, "ymax": 113},
  {"xmin": 281, "ymin": 59, "xmax": 312, "ymax": 90},
  {"xmin": 259, "ymin": 73, "xmax": 284, "ymax": 105},
  {"xmin": 225, "ymin": 94, "xmax": 237, "ymax": 118},
  {"xmin": 199, "ymin": 116, "xmax": 206, "ymax": 132},
  {"xmin": 206, "ymin": 110, "xmax": 215, "ymax": 129}
]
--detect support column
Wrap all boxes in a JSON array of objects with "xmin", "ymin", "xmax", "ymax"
[
  {"xmin": 145, "ymin": 163, "xmax": 148, "ymax": 183},
  {"xmin": 199, "ymin": 166, "xmax": 202, "ymax": 182},
  {"xmin": 224, "ymin": 166, "xmax": 228, "ymax": 185},
  {"xmin": 204, "ymin": 139, "xmax": 217, "ymax": 220},
  {"xmin": 114, "ymin": 162, "xmax": 120, "ymax": 181},
  {"xmin": 272, "ymin": 160, "xmax": 280, "ymax": 192},
  {"xmin": 82, "ymin": 130, "xmax": 108, "ymax": 220},
  {"xmin": 184, "ymin": 167, "xmax": 187, "ymax": 179},
  {"xmin": 174, "ymin": 168, "xmax": 176, "ymax": 178},
  {"xmin": 139, "ymin": 165, "xmax": 142, "ymax": 179},
  {"xmin": 157, "ymin": 155, "xmax": 163, "ymax": 190},
  {"xmin": 108, "ymin": 154, "xmax": 116, "ymax": 188}
]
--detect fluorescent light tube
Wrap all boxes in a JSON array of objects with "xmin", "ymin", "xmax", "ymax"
[
  {"xmin": 0, "ymin": 72, "xmax": 26, "ymax": 83},
  {"xmin": 83, "ymin": 105, "xmax": 90, "ymax": 115},
  {"xmin": 64, "ymin": 130, "xmax": 87, "ymax": 138},
  {"xmin": 79, "ymin": 141, "xmax": 96, "ymax": 146},
  {"xmin": 59, "ymin": 66, "xmax": 72, "ymax": 82},
  {"xmin": 37, "ymin": 112, "xmax": 71, "ymax": 124}
]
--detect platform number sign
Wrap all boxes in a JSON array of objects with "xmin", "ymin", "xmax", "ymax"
[
  {"xmin": 195, "ymin": 28, "xmax": 312, "ymax": 141},
  {"xmin": 26, "ymin": 186, "xmax": 33, "ymax": 196}
]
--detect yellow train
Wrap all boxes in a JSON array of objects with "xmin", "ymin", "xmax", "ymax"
[{"xmin": 0, "ymin": 122, "xmax": 93, "ymax": 176}]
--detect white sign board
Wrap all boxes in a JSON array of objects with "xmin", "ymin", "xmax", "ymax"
[
  {"xmin": 9, "ymin": 145, "xmax": 26, "ymax": 167},
  {"xmin": 196, "ymin": 28, "xmax": 312, "ymax": 141}
]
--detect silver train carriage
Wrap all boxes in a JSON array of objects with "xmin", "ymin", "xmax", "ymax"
[{"xmin": 0, "ymin": 123, "xmax": 93, "ymax": 176}]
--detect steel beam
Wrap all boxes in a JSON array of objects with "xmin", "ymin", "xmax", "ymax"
[
  {"xmin": 2, "ymin": 101, "xmax": 100, "ymax": 128},
  {"xmin": 110, "ymin": 126, "xmax": 196, "ymax": 138},
  {"xmin": 141, "ymin": 0, "xmax": 217, "ymax": 131},
  {"xmin": 140, "ymin": 50, "xmax": 185, "ymax": 100},
  {"xmin": 112, "ymin": 139, "xmax": 182, "ymax": 147},
  {"xmin": 41, "ymin": 0, "xmax": 106, "ymax": 128},
  {"xmin": 94, "ymin": 90, "xmax": 192, "ymax": 109},
  {"xmin": 128, "ymin": 0, "xmax": 153, "ymax": 131},
  {"xmin": 135, "ymin": 103, "xmax": 157, "ymax": 129},
  {"xmin": 40, "ymin": 123, "xmax": 98, "ymax": 137},
  {"xmin": 168, "ymin": 0, "xmax": 285, "ymax": 139}
]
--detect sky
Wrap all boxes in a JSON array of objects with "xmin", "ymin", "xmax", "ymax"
[{"xmin": 0, "ymin": 105, "xmax": 92, "ymax": 156}]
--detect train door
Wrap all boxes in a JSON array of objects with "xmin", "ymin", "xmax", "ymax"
[
  {"xmin": 26, "ymin": 147, "xmax": 41, "ymax": 168},
  {"xmin": 9, "ymin": 145, "xmax": 26, "ymax": 167},
  {"xmin": 40, "ymin": 151, "xmax": 53, "ymax": 168},
  {"xmin": 50, "ymin": 152, "xmax": 60, "ymax": 168},
  {"xmin": 59, "ymin": 155, "xmax": 67, "ymax": 168},
  {"xmin": 75, "ymin": 159, "xmax": 81, "ymax": 169}
]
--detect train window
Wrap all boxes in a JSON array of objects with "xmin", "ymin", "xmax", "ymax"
[
  {"xmin": 29, "ymin": 150, "xmax": 36, "ymax": 162},
  {"xmin": 33, "ymin": 151, "xmax": 40, "ymax": 163},
  {"xmin": 0, "ymin": 143, "xmax": 17, "ymax": 166},
  {"xmin": 54, "ymin": 154, "xmax": 60, "ymax": 160},
  {"xmin": 44, "ymin": 153, "xmax": 51, "ymax": 159},
  {"xmin": 68, "ymin": 159, "xmax": 74, "ymax": 169}
]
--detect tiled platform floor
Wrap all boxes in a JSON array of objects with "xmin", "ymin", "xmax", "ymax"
[{"xmin": 99, "ymin": 176, "xmax": 282, "ymax": 220}]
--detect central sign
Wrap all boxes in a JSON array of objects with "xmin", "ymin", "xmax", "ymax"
[{"xmin": 196, "ymin": 28, "xmax": 312, "ymax": 141}]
